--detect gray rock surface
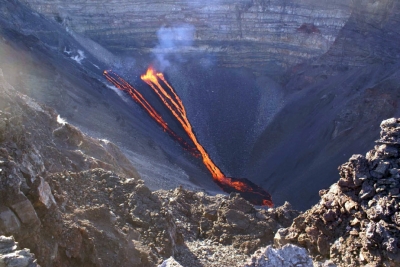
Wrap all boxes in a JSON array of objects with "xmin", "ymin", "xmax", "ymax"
[
  {"xmin": 0, "ymin": 68, "xmax": 161, "ymax": 266},
  {"xmin": 4, "ymin": 0, "xmax": 400, "ymax": 212},
  {"xmin": 245, "ymin": 244, "xmax": 313, "ymax": 267},
  {"xmin": 0, "ymin": 209, "xmax": 20, "ymax": 236},
  {"xmin": 0, "ymin": 236, "xmax": 39, "ymax": 267},
  {"xmin": 158, "ymin": 257, "xmax": 183, "ymax": 267},
  {"xmin": 154, "ymin": 188, "xmax": 300, "ymax": 267},
  {"xmin": 2, "ymin": 1, "xmax": 400, "ymax": 266},
  {"xmin": 0, "ymin": 0, "xmax": 211, "ymax": 194}
]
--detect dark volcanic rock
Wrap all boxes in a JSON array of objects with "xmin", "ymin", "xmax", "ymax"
[
  {"xmin": 4, "ymin": 0, "xmax": 400, "ymax": 213},
  {"xmin": 275, "ymin": 118, "xmax": 400, "ymax": 267},
  {"xmin": 0, "ymin": 69, "xmax": 174, "ymax": 266},
  {"xmin": 155, "ymin": 188, "xmax": 300, "ymax": 266}
]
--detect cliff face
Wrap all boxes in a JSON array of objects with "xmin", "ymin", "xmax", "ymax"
[{"xmin": 20, "ymin": 0, "xmax": 351, "ymax": 70}]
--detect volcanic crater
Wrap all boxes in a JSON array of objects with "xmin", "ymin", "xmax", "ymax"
[{"xmin": 1, "ymin": 1, "xmax": 400, "ymax": 266}]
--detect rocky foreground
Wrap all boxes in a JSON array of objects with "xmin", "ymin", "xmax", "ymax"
[
  {"xmin": 275, "ymin": 118, "xmax": 400, "ymax": 267},
  {"xmin": 0, "ymin": 66, "xmax": 299, "ymax": 267},
  {"xmin": 1, "ymin": 63, "xmax": 400, "ymax": 267}
]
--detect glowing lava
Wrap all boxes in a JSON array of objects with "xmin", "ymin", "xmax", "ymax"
[
  {"xmin": 103, "ymin": 70, "xmax": 199, "ymax": 157},
  {"xmin": 140, "ymin": 67, "xmax": 273, "ymax": 207},
  {"xmin": 141, "ymin": 67, "xmax": 224, "ymax": 179}
]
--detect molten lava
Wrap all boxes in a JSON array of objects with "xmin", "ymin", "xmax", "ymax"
[
  {"xmin": 140, "ymin": 67, "xmax": 273, "ymax": 207},
  {"xmin": 103, "ymin": 70, "xmax": 199, "ymax": 157},
  {"xmin": 103, "ymin": 67, "xmax": 273, "ymax": 207},
  {"xmin": 141, "ymin": 67, "xmax": 225, "ymax": 179}
]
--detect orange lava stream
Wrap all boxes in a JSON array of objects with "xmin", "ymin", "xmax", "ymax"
[
  {"xmin": 156, "ymin": 73, "xmax": 186, "ymax": 117},
  {"xmin": 103, "ymin": 70, "xmax": 199, "ymax": 157},
  {"xmin": 141, "ymin": 67, "xmax": 225, "ymax": 180}
]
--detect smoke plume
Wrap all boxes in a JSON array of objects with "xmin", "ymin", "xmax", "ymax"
[{"xmin": 152, "ymin": 24, "xmax": 196, "ymax": 71}]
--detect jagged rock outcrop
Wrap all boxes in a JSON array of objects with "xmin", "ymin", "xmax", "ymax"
[
  {"xmin": 0, "ymin": 236, "xmax": 39, "ymax": 267},
  {"xmin": 244, "ymin": 244, "xmax": 313, "ymax": 267},
  {"xmin": 0, "ymin": 69, "xmax": 175, "ymax": 266},
  {"xmin": 155, "ymin": 188, "xmax": 300, "ymax": 267},
  {"xmin": 19, "ymin": 0, "xmax": 351, "ymax": 69},
  {"xmin": 275, "ymin": 118, "xmax": 400, "ymax": 267}
]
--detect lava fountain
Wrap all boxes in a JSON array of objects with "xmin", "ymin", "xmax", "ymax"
[{"xmin": 104, "ymin": 68, "xmax": 273, "ymax": 207}]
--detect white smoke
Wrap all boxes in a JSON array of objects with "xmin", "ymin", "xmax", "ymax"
[{"xmin": 152, "ymin": 24, "xmax": 196, "ymax": 71}]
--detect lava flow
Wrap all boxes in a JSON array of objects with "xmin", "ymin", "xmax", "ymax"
[
  {"xmin": 141, "ymin": 67, "xmax": 273, "ymax": 207},
  {"xmin": 104, "ymin": 68, "xmax": 273, "ymax": 206},
  {"xmin": 103, "ymin": 70, "xmax": 199, "ymax": 157}
]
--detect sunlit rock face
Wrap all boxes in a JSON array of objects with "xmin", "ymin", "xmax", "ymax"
[{"xmin": 20, "ymin": 0, "xmax": 351, "ymax": 70}]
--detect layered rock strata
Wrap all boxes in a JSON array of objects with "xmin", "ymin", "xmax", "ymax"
[
  {"xmin": 319, "ymin": 0, "xmax": 400, "ymax": 67},
  {"xmin": 20, "ymin": 0, "xmax": 351, "ymax": 69},
  {"xmin": 275, "ymin": 118, "xmax": 400, "ymax": 267}
]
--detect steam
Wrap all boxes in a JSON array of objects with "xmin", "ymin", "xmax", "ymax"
[{"xmin": 152, "ymin": 24, "xmax": 196, "ymax": 71}]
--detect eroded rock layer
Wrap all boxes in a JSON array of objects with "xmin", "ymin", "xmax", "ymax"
[{"xmin": 20, "ymin": 0, "xmax": 351, "ymax": 69}]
